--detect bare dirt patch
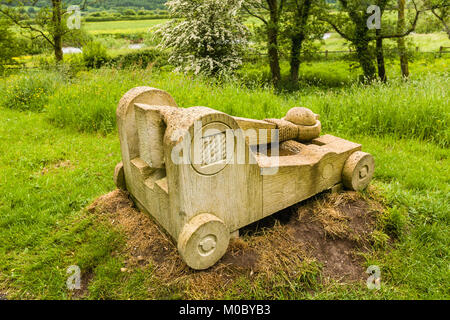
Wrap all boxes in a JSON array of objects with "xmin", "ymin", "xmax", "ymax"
[{"xmin": 88, "ymin": 188, "xmax": 383, "ymax": 298}]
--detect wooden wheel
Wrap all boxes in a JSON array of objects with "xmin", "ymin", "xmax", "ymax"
[
  {"xmin": 114, "ymin": 162, "xmax": 126, "ymax": 190},
  {"xmin": 177, "ymin": 214, "xmax": 230, "ymax": 270},
  {"xmin": 342, "ymin": 151, "xmax": 375, "ymax": 191}
]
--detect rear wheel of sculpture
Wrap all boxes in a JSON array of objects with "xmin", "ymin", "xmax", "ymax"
[
  {"xmin": 114, "ymin": 162, "xmax": 126, "ymax": 190},
  {"xmin": 178, "ymin": 214, "xmax": 230, "ymax": 270},
  {"xmin": 342, "ymin": 151, "xmax": 375, "ymax": 191}
]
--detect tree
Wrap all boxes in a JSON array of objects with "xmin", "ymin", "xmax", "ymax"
[
  {"xmin": 397, "ymin": 0, "xmax": 409, "ymax": 78},
  {"xmin": 0, "ymin": 17, "xmax": 20, "ymax": 71},
  {"xmin": 319, "ymin": 0, "xmax": 378, "ymax": 81},
  {"xmin": 319, "ymin": 0, "xmax": 420, "ymax": 81},
  {"xmin": 424, "ymin": 0, "xmax": 449, "ymax": 38},
  {"xmin": 0, "ymin": 0, "xmax": 88, "ymax": 62},
  {"xmin": 284, "ymin": 0, "xmax": 313, "ymax": 84},
  {"xmin": 157, "ymin": 0, "xmax": 248, "ymax": 76},
  {"xmin": 374, "ymin": 0, "xmax": 388, "ymax": 82},
  {"xmin": 280, "ymin": 0, "xmax": 327, "ymax": 87},
  {"xmin": 376, "ymin": 0, "xmax": 421, "ymax": 80},
  {"xmin": 244, "ymin": 0, "xmax": 286, "ymax": 86},
  {"xmin": 245, "ymin": 0, "xmax": 326, "ymax": 88}
]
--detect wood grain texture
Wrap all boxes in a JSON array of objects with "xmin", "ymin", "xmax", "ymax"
[{"xmin": 116, "ymin": 88, "xmax": 375, "ymax": 270}]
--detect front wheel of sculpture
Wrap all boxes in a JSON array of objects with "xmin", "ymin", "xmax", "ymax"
[
  {"xmin": 178, "ymin": 214, "xmax": 230, "ymax": 270},
  {"xmin": 342, "ymin": 151, "xmax": 375, "ymax": 191}
]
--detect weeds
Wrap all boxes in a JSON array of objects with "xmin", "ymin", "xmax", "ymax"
[
  {"xmin": 1, "ymin": 71, "xmax": 61, "ymax": 112},
  {"xmin": 39, "ymin": 66, "xmax": 450, "ymax": 147}
]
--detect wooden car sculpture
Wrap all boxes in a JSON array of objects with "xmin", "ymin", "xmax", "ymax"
[{"xmin": 114, "ymin": 87, "xmax": 375, "ymax": 270}]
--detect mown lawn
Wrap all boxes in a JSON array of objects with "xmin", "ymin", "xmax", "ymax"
[
  {"xmin": 84, "ymin": 19, "xmax": 168, "ymax": 35},
  {"xmin": 0, "ymin": 61, "xmax": 448, "ymax": 299}
]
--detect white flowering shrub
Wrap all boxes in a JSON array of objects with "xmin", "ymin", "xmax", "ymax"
[{"xmin": 157, "ymin": 0, "xmax": 248, "ymax": 76}]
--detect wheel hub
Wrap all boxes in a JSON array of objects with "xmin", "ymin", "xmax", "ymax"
[
  {"xmin": 198, "ymin": 235, "xmax": 217, "ymax": 256},
  {"xmin": 359, "ymin": 165, "xmax": 369, "ymax": 179}
]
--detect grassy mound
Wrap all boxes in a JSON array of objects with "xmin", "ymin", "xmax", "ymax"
[{"xmin": 86, "ymin": 189, "xmax": 385, "ymax": 299}]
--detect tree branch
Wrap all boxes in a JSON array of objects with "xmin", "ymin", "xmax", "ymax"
[
  {"xmin": 377, "ymin": 0, "xmax": 421, "ymax": 39},
  {"xmin": 321, "ymin": 17, "xmax": 353, "ymax": 41},
  {"xmin": 243, "ymin": 4, "xmax": 268, "ymax": 24},
  {"xmin": 0, "ymin": 7, "xmax": 55, "ymax": 47},
  {"xmin": 431, "ymin": 8, "xmax": 450, "ymax": 38}
]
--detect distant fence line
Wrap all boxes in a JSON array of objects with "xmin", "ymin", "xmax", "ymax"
[
  {"xmin": 2, "ymin": 47, "xmax": 448, "ymax": 71},
  {"xmin": 246, "ymin": 46, "xmax": 450, "ymax": 59}
]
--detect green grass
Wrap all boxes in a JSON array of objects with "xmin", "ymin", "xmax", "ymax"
[
  {"xmin": 0, "ymin": 108, "xmax": 121, "ymax": 299},
  {"xmin": 84, "ymin": 16, "xmax": 265, "ymax": 35},
  {"xmin": 38, "ymin": 64, "xmax": 449, "ymax": 146},
  {"xmin": 316, "ymin": 32, "xmax": 450, "ymax": 53},
  {"xmin": 0, "ymin": 71, "xmax": 62, "ymax": 111},
  {"xmin": 405, "ymin": 32, "xmax": 450, "ymax": 52},
  {"xmin": 0, "ymin": 57, "xmax": 448, "ymax": 299},
  {"xmin": 84, "ymin": 19, "xmax": 168, "ymax": 35},
  {"xmin": 0, "ymin": 107, "xmax": 448, "ymax": 299}
]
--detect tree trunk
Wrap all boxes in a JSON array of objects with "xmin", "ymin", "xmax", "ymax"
[
  {"xmin": 346, "ymin": 6, "xmax": 377, "ymax": 82},
  {"xmin": 54, "ymin": 34, "xmax": 63, "ymax": 62},
  {"xmin": 397, "ymin": 0, "xmax": 409, "ymax": 78},
  {"xmin": 288, "ymin": 0, "xmax": 312, "ymax": 87},
  {"xmin": 52, "ymin": 0, "xmax": 64, "ymax": 62},
  {"xmin": 376, "ymin": 29, "xmax": 387, "ymax": 82},
  {"xmin": 355, "ymin": 39, "xmax": 377, "ymax": 82},
  {"xmin": 267, "ymin": 25, "xmax": 281, "ymax": 87},
  {"xmin": 289, "ymin": 34, "xmax": 303, "ymax": 86},
  {"xmin": 267, "ymin": 0, "xmax": 281, "ymax": 87}
]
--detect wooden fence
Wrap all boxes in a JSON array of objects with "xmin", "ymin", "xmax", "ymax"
[{"xmin": 247, "ymin": 47, "xmax": 450, "ymax": 59}]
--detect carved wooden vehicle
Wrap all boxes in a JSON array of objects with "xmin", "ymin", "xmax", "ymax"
[{"xmin": 115, "ymin": 87, "xmax": 375, "ymax": 270}]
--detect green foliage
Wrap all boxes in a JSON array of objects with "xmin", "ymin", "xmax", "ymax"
[
  {"xmin": 109, "ymin": 48, "xmax": 169, "ymax": 69},
  {"xmin": 415, "ymin": 11, "xmax": 446, "ymax": 34},
  {"xmin": 305, "ymin": 74, "xmax": 449, "ymax": 147},
  {"xmin": 123, "ymin": 9, "xmax": 137, "ymax": 16},
  {"xmin": 0, "ymin": 18, "xmax": 21, "ymax": 70},
  {"xmin": 83, "ymin": 41, "xmax": 110, "ymax": 69},
  {"xmin": 158, "ymin": 0, "xmax": 248, "ymax": 76},
  {"xmin": 95, "ymin": 35, "xmax": 130, "ymax": 49},
  {"xmin": 84, "ymin": 19, "xmax": 167, "ymax": 35},
  {"xmin": 382, "ymin": 206, "xmax": 409, "ymax": 238},
  {"xmin": 63, "ymin": 28, "xmax": 93, "ymax": 48},
  {"xmin": 46, "ymin": 70, "xmax": 126, "ymax": 134},
  {"xmin": 38, "ymin": 62, "xmax": 449, "ymax": 149},
  {"xmin": 1, "ymin": 71, "xmax": 60, "ymax": 111},
  {"xmin": 84, "ymin": 13, "xmax": 170, "ymax": 22},
  {"xmin": 85, "ymin": 0, "xmax": 166, "ymax": 11}
]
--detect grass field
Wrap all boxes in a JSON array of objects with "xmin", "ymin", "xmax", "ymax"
[
  {"xmin": 83, "ymin": 17, "xmax": 450, "ymax": 52},
  {"xmin": 0, "ymin": 57, "xmax": 448, "ymax": 299},
  {"xmin": 84, "ymin": 19, "xmax": 168, "ymax": 35},
  {"xmin": 316, "ymin": 32, "xmax": 450, "ymax": 52}
]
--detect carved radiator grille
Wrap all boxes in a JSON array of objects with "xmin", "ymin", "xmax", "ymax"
[{"xmin": 202, "ymin": 132, "xmax": 227, "ymax": 166}]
